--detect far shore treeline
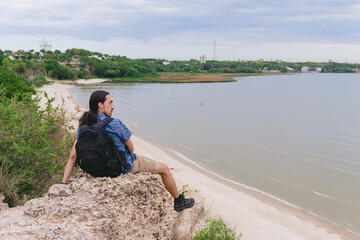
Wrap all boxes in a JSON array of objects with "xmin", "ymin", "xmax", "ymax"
[{"xmin": 0, "ymin": 48, "xmax": 357, "ymax": 83}]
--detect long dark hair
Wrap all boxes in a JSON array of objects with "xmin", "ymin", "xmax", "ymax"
[{"xmin": 79, "ymin": 90, "xmax": 109, "ymax": 126}]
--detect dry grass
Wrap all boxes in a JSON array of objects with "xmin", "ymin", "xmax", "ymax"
[
  {"xmin": 158, "ymin": 74, "xmax": 236, "ymax": 83},
  {"xmin": 171, "ymin": 194, "xmax": 207, "ymax": 240}
]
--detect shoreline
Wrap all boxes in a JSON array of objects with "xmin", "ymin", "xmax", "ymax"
[
  {"xmin": 126, "ymin": 127, "xmax": 360, "ymax": 240},
  {"xmin": 38, "ymin": 80, "xmax": 360, "ymax": 240}
]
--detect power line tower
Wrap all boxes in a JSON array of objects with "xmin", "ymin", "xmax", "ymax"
[{"xmin": 213, "ymin": 41, "xmax": 217, "ymax": 61}]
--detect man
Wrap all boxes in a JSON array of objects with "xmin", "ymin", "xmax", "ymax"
[{"xmin": 55, "ymin": 90, "xmax": 194, "ymax": 212}]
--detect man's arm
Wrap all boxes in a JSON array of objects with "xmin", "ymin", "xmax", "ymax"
[
  {"xmin": 62, "ymin": 140, "xmax": 77, "ymax": 183},
  {"xmin": 124, "ymin": 138, "xmax": 134, "ymax": 152}
]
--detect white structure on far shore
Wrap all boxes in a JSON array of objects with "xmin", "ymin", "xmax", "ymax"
[
  {"xmin": 286, "ymin": 67, "xmax": 295, "ymax": 71},
  {"xmin": 90, "ymin": 55, "xmax": 102, "ymax": 60},
  {"xmin": 301, "ymin": 66, "xmax": 310, "ymax": 72},
  {"xmin": 301, "ymin": 66, "xmax": 322, "ymax": 73},
  {"xmin": 200, "ymin": 55, "xmax": 206, "ymax": 64},
  {"xmin": 40, "ymin": 39, "xmax": 52, "ymax": 51}
]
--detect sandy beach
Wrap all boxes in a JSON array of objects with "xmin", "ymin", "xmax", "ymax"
[{"xmin": 37, "ymin": 80, "xmax": 360, "ymax": 240}]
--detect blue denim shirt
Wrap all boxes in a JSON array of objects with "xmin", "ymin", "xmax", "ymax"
[{"xmin": 76, "ymin": 113, "xmax": 136, "ymax": 173}]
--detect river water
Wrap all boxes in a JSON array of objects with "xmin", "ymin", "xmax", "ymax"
[{"xmin": 70, "ymin": 73, "xmax": 360, "ymax": 234}]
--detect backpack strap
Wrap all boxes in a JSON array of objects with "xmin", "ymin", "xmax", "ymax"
[{"xmin": 95, "ymin": 117, "xmax": 113, "ymax": 128}]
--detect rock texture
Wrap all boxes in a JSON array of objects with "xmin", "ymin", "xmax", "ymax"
[{"xmin": 0, "ymin": 171, "xmax": 178, "ymax": 240}]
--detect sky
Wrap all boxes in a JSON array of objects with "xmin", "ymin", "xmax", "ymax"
[{"xmin": 1, "ymin": 0, "xmax": 360, "ymax": 62}]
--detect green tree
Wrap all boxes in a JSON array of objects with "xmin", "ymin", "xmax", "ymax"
[
  {"xmin": 42, "ymin": 53, "xmax": 57, "ymax": 60},
  {"xmin": 104, "ymin": 69, "xmax": 118, "ymax": 78},
  {"xmin": 88, "ymin": 58, "xmax": 101, "ymax": 70},
  {"xmin": 94, "ymin": 64, "xmax": 106, "ymax": 77},
  {"xmin": 45, "ymin": 59, "xmax": 59, "ymax": 75},
  {"xmin": 2, "ymin": 58, "xmax": 11, "ymax": 69},
  {"xmin": 58, "ymin": 53, "xmax": 72, "ymax": 62},
  {"xmin": 11, "ymin": 60, "xmax": 26, "ymax": 76},
  {"xmin": 32, "ymin": 76, "xmax": 49, "ymax": 87},
  {"xmin": 77, "ymin": 68, "xmax": 90, "ymax": 79},
  {"xmin": 4, "ymin": 50, "xmax": 12, "ymax": 57},
  {"xmin": 27, "ymin": 60, "xmax": 46, "ymax": 79},
  {"xmin": 0, "ymin": 66, "xmax": 35, "ymax": 98},
  {"xmin": 124, "ymin": 67, "xmax": 140, "ymax": 77},
  {"xmin": 45, "ymin": 59, "xmax": 76, "ymax": 80},
  {"xmin": 54, "ymin": 49, "xmax": 61, "ymax": 57},
  {"xmin": 79, "ymin": 56, "xmax": 90, "ymax": 66}
]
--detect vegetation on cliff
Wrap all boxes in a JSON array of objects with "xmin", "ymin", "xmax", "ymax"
[
  {"xmin": 0, "ymin": 64, "xmax": 73, "ymax": 207},
  {"xmin": 193, "ymin": 216, "xmax": 242, "ymax": 240}
]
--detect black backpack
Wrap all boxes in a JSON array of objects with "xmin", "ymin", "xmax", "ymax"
[{"xmin": 75, "ymin": 118, "xmax": 127, "ymax": 177}]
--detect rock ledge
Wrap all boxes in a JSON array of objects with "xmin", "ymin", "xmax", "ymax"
[{"xmin": 0, "ymin": 171, "xmax": 177, "ymax": 240}]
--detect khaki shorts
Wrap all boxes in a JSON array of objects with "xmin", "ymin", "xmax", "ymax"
[{"xmin": 130, "ymin": 155, "xmax": 157, "ymax": 173}]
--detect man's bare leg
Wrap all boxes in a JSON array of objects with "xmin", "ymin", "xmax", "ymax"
[
  {"xmin": 131, "ymin": 156, "xmax": 195, "ymax": 212},
  {"xmin": 152, "ymin": 162, "xmax": 180, "ymax": 199}
]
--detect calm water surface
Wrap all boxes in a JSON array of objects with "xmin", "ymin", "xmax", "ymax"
[{"xmin": 71, "ymin": 73, "xmax": 360, "ymax": 233}]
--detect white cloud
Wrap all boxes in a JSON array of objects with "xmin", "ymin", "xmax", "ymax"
[{"xmin": 1, "ymin": 0, "xmax": 360, "ymax": 61}]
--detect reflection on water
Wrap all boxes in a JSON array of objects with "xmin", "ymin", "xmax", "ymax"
[{"xmin": 71, "ymin": 73, "xmax": 360, "ymax": 233}]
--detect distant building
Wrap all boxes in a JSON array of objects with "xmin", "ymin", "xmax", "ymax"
[
  {"xmin": 200, "ymin": 55, "xmax": 206, "ymax": 64},
  {"xmin": 262, "ymin": 67, "xmax": 280, "ymax": 73},
  {"xmin": 89, "ymin": 55, "xmax": 102, "ymax": 60},
  {"xmin": 162, "ymin": 61, "xmax": 171, "ymax": 65},
  {"xmin": 315, "ymin": 67, "xmax": 322, "ymax": 72},
  {"xmin": 286, "ymin": 67, "xmax": 295, "ymax": 71},
  {"xmin": 40, "ymin": 38, "xmax": 52, "ymax": 51},
  {"xmin": 275, "ymin": 59, "xmax": 282, "ymax": 64},
  {"xmin": 301, "ymin": 66, "xmax": 310, "ymax": 73}
]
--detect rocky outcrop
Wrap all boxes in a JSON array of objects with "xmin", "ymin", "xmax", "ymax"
[{"xmin": 0, "ymin": 171, "xmax": 178, "ymax": 240}]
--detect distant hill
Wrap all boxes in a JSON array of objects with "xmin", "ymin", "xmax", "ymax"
[{"xmin": 0, "ymin": 48, "xmax": 356, "ymax": 82}]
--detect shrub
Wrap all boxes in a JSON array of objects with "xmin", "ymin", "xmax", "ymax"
[
  {"xmin": 45, "ymin": 59, "xmax": 77, "ymax": 80},
  {"xmin": 94, "ymin": 64, "xmax": 106, "ymax": 77},
  {"xmin": 104, "ymin": 69, "xmax": 118, "ymax": 78},
  {"xmin": 193, "ymin": 216, "xmax": 242, "ymax": 240},
  {"xmin": 32, "ymin": 76, "xmax": 49, "ymax": 87},
  {"xmin": 77, "ymin": 68, "xmax": 90, "ymax": 79},
  {"xmin": 0, "ymin": 66, "xmax": 35, "ymax": 98},
  {"xmin": 0, "ymin": 93, "xmax": 73, "ymax": 206},
  {"xmin": 124, "ymin": 67, "xmax": 140, "ymax": 77}
]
